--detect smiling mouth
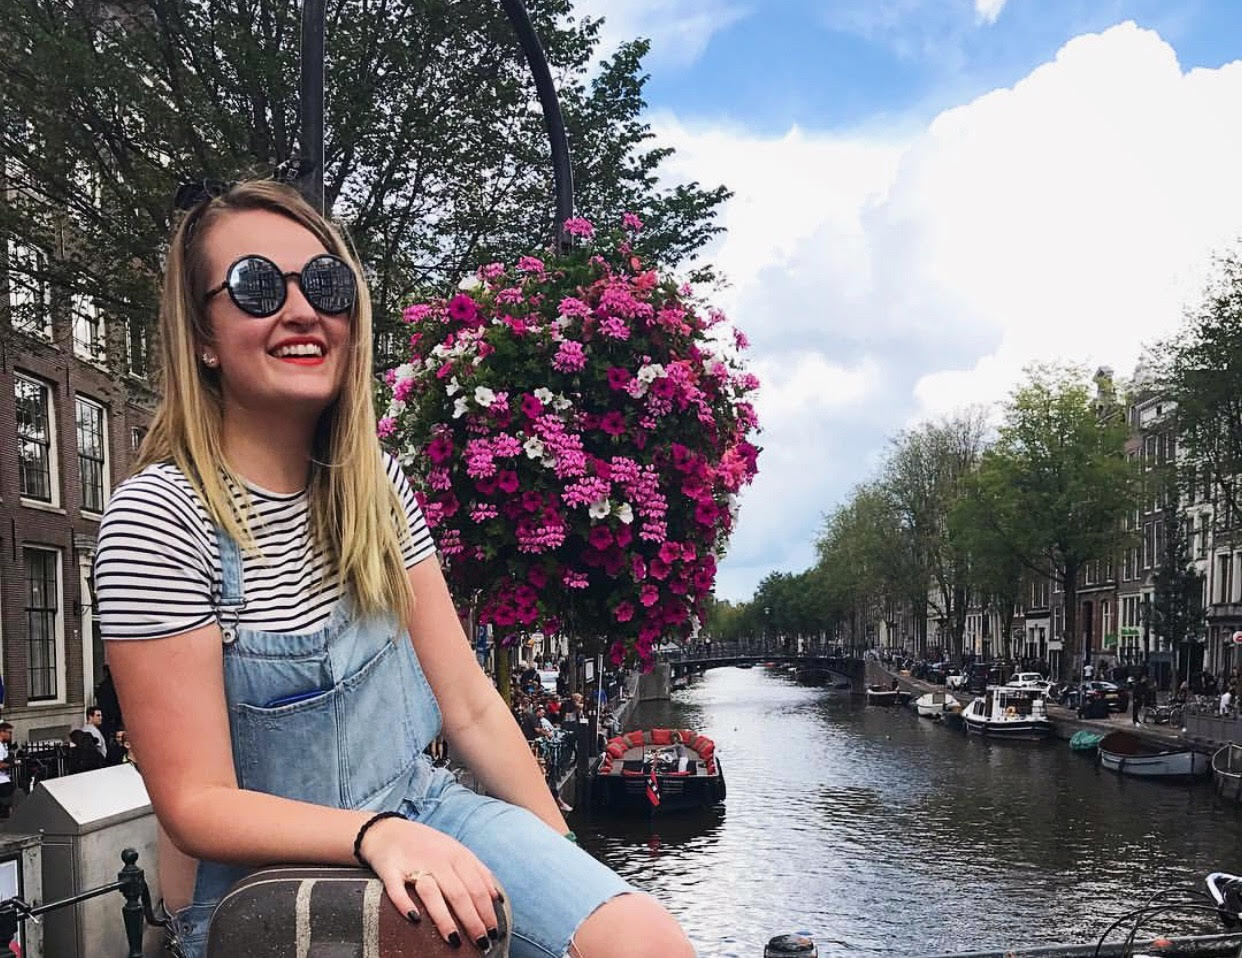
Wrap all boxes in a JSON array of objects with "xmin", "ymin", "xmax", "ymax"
[{"xmin": 269, "ymin": 343, "xmax": 327, "ymax": 365}]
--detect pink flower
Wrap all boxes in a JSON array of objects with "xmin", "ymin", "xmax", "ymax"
[
  {"xmin": 402, "ymin": 304, "xmax": 432, "ymax": 324},
  {"xmin": 622, "ymin": 212, "xmax": 644, "ymax": 232},
  {"xmin": 552, "ymin": 340, "xmax": 587, "ymax": 373},
  {"xmin": 376, "ymin": 417, "xmax": 396, "ymax": 438},
  {"xmin": 517, "ymin": 256, "xmax": 545, "ymax": 273},
  {"xmin": 528, "ymin": 566, "xmax": 548, "ymax": 589},
  {"xmin": 649, "ymin": 557, "xmax": 670, "ymax": 581},
  {"xmin": 639, "ymin": 583, "xmax": 660, "ymax": 607},
  {"xmin": 558, "ymin": 297, "xmax": 592, "ymax": 318},
  {"xmin": 598, "ymin": 316, "xmax": 630, "ymax": 340},
  {"xmin": 695, "ymin": 500, "xmax": 720, "ymax": 526},
  {"xmin": 447, "ymin": 294, "xmax": 479, "ymax": 324},
  {"xmin": 497, "ymin": 471, "xmax": 520, "ymax": 494},
  {"xmin": 599, "ymin": 412, "xmax": 626, "ymax": 437},
  {"xmin": 481, "ymin": 262, "xmax": 506, "ymax": 279},
  {"xmin": 563, "ymin": 217, "xmax": 595, "ymax": 239},
  {"xmin": 606, "ymin": 367, "xmax": 631, "ymax": 391},
  {"xmin": 521, "ymin": 394, "xmax": 543, "ymax": 419},
  {"xmin": 614, "ymin": 524, "xmax": 633, "ymax": 549},
  {"xmin": 588, "ymin": 526, "xmax": 614, "ymax": 550},
  {"xmin": 658, "ymin": 542, "xmax": 681, "ymax": 564},
  {"xmin": 427, "ymin": 435, "xmax": 454, "ymax": 464},
  {"xmin": 733, "ymin": 327, "xmax": 750, "ymax": 351},
  {"xmin": 631, "ymin": 556, "xmax": 647, "ymax": 581},
  {"xmin": 564, "ymin": 570, "xmax": 590, "ymax": 589},
  {"xmin": 614, "ymin": 602, "xmax": 635, "ymax": 623}
]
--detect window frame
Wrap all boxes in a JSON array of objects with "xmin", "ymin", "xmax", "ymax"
[
  {"xmin": 74, "ymin": 394, "xmax": 109, "ymax": 516},
  {"xmin": 6, "ymin": 239, "xmax": 52, "ymax": 340},
  {"xmin": 15, "ymin": 373, "xmax": 60, "ymax": 508},
  {"xmin": 71, "ymin": 293, "xmax": 106, "ymax": 365},
  {"xmin": 23, "ymin": 546, "xmax": 65, "ymax": 705}
]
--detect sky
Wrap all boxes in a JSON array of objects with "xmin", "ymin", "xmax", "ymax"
[{"xmin": 571, "ymin": 0, "xmax": 1242, "ymax": 603}]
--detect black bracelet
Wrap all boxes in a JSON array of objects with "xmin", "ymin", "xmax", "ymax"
[{"xmin": 353, "ymin": 811, "xmax": 405, "ymax": 868}]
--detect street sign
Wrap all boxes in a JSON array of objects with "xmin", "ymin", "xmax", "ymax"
[{"xmin": 1231, "ymin": 631, "xmax": 1242, "ymax": 645}]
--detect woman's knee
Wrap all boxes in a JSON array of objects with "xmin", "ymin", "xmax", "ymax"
[{"xmin": 569, "ymin": 892, "xmax": 694, "ymax": 958}]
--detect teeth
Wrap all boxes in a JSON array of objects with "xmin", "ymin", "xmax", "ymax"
[{"xmin": 273, "ymin": 343, "xmax": 323, "ymax": 357}]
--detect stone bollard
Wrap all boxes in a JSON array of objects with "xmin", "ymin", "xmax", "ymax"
[{"xmin": 765, "ymin": 932, "xmax": 817, "ymax": 957}]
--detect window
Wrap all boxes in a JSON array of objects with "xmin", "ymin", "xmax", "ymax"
[
  {"xmin": 130, "ymin": 425, "xmax": 147, "ymax": 452},
  {"xmin": 71, "ymin": 294, "xmax": 105, "ymax": 363},
  {"xmin": 1143, "ymin": 522, "xmax": 1154, "ymax": 570},
  {"xmin": 16, "ymin": 375, "xmax": 56, "ymax": 503},
  {"xmin": 125, "ymin": 319, "xmax": 150, "ymax": 379},
  {"xmin": 1144, "ymin": 435, "xmax": 1157, "ymax": 470},
  {"xmin": 24, "ymin": 547, "xmax": 61, "ymax": 701},
  {"xmin": 1219, "ymin": 554, "xmax": 1233, "ymax": 605},
  {"xmin": 1198, "ymin": 513, "xmax": 1209, "ymax": 558},
  {"xmin": 6, "ymin": 239, "xmax": 51, "ymax": 339},
  {"xmin": 75, "ymin": 395, "xmax": 107, "ymax": 514},
  {"xmin": 1103, "ymin": 601, "xmax": 1112, "ymax": 638}
]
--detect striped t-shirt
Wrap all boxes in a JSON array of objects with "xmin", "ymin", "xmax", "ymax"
[{"xmin": 95, "ymin": 453, "xmax": 436, "ymax": 640}]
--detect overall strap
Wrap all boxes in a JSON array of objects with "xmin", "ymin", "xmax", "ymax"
[{"xmin": 213, "ymin": 527, "xmax": 247, "ymax": 645}]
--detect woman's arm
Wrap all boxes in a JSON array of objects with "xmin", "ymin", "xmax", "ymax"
[
  {"xmin": 405, "ymin": 560, "xmax": 569, "ymax": 835},
  {"xmin": 106, "ymin": 622, "xmax": 502, "ymax": 945}
]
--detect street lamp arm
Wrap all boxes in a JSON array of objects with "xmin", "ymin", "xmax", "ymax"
[{"xmin": 498, "ymin": 0, "xmax": 575, "ymax": 250}]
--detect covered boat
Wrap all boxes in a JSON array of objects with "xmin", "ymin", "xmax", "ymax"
[
  {"xmin": 1099, "ymin": 731, "xmax": 1209, "ymax": 780},
  {"xmin": 867, "ymin": 685, "xmax": 911, "ymax": 706},
  {"xmin": 1069, "ymin": 729, "xmax": 1105, "ymax": 751},
  {"xmin": 1213, "ymin": 745, "xmax": 1242, "ymax": 803},
  {"xmin": 962, "ymin": 686, "xmax": 1052, "ymax": 740},
  {"xmin": 591, "ymin": 728, "xmax": 725, "ymax": 812},
  {"xmin": 914, "ymin": 691, "xmax": 960, "ymax": 719}
]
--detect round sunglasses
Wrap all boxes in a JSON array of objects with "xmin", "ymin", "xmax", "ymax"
[{"xmin": 204, "ymin": 253, "xmax": 356, "ymax": 318}]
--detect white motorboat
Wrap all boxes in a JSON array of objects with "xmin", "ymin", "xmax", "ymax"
[
  {"xmin": 962, "ymin": 686, "xmax": 1053, "ymax": 740},
  {"xmin": 1099, "ymin": 731, "xmax": 1209, "ymax": 780},
  {"xmin": 914, "ymin": 691, "xmax": 960, "ymax": 719}
]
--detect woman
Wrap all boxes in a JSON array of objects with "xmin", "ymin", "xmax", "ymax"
[{"xmin": 95, "ymin": 181, "xmax": 693, "ymax": 958}]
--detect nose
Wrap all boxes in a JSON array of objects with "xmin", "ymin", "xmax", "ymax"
[{"xmin": 281, "ymin": 276, "xmax": 319, "ymax": 324}]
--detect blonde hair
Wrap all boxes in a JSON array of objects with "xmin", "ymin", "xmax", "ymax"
[{"xmin": 136, "ymin": 180, "xmax": 414, "ymax": 625}]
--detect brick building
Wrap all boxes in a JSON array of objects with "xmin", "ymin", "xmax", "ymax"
[{"xmin": 0, "ymin": 283, "xmax": 155, "ymax": 740}]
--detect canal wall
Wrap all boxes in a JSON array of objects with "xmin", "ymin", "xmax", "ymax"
[{"xmin": 636, "ymin": 662, "xmax": 671, "ymax": 702}]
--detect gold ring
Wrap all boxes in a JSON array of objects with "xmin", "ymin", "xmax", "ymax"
[{"xmin": 405, "ymin": 870, "xmax": 429, "ymax": 884}]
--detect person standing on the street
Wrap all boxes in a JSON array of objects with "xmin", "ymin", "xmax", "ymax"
[
  {"xmin": 1131, "ymin": 678, "xmax": 1144, "ymax": 726},
  {"xmin": 1221, "ymin": 685, "xmax": 1233, "ymax": 716},
  {"xmin": 0, "ymin": 724, "xmax": 15, "ymax": 818},
  {"xmin": 76, "ymin": 707, "xmax": 107, "ymax": 760}
]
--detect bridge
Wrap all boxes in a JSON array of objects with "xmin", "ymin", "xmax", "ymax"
[{"xmin": 665, "ymin": 650, "xmax": 867, "ymax": 691}]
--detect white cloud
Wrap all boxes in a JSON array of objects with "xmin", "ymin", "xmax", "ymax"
[
  {"xmin": 574, "ymin": 0, "xmax": 749, "ymax": 68},
  {"xmin": 975, "ymin": 0, "xmax": 1007, "ymax": 25},
  {"xmin": 655, "ymin": 22, "xmax": 1242, "ymax": 599}
]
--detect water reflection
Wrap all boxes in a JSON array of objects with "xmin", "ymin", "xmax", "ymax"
[{"xmin": 572, "ymin": 666, "xmax": 1242, "ymax": 957}]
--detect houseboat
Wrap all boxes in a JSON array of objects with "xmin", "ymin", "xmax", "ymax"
[
  {"xmin": 591, "ymin": 728, "xmax": 725, "ymax": 813},
  {"xmin": 962, "ymin": 686, "xmax": 1053, "ymax": 740}
]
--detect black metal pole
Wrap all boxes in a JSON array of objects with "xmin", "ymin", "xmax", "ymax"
[
  {"xmin": 299, "ymin": 0, "xmax": 326, "ymax": 213},
  {"xmin": 498, "ymin": 0, "xmax": 575, "ymax": 249}
]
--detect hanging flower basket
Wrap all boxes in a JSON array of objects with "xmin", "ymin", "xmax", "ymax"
[{"xmin": 379, "ymin": 215, "xmax": 760, "ymax": 668}]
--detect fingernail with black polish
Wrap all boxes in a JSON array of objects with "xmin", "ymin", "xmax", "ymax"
[
  {"xmin": 476, "ymin": 934, "xmax": 490, "ymax": 951},
  {"xmin": 488, "ymin": 927, "xmax": 499, "ymax": 940},
  {"xmin": 448, "ymin": 931, "xmax": 462, "ymax": 949},
  {"xmin": 406, "ymin": 908, "xmax": 421, "ymax": 924}
]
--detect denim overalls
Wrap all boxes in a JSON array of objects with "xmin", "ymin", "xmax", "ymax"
[{"xmin": 170, "ymin": 527, "xmax": 633, "ymax": 958}]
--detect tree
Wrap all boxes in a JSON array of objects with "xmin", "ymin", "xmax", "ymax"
[
  {"xmin": 0, "ymin": 0, "xmax": 728, "ymax": 368},
  {"xmin": 969, "ymin": 365, "xmax": 1137, "ymax": 679},
  {"xmin": 1160, "ymin": 251, "xmax": 1242, "ymax": 544},
  {"xmin": 882, "ymin": 411, "xmax": 988, "ymax": 661}
]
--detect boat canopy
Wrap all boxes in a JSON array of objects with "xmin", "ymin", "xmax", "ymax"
[{"xmin": 599, "ymin": 728, "xmax": 717, "ymax": 775}]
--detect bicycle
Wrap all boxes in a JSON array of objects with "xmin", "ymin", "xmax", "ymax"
[{"xmin": 1089, "ymin": 871, "xmax": 1242, "ymax": 957}]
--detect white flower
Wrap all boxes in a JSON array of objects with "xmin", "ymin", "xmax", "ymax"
[
  {"xmin": 615, "ymin": 502, "xmax": 634, "ymax": 525},
  {"xmin": 457, "ymin": 274, "xmax": 482, "ymax": 292},
  {"xmin": 452, "ymin": 397, "xmax": 469, "ymax": 419},
  {"xmin": 524, "ymin": 437, "xmax": 546, "ymax": 459},
  {"xmin": 474, "ymin": 386, "xmax": 495, "ymax": 407},
  {"xmin": 541, "ymin": 453, "xmax": 558, "ymax": 470},
  {"xmin": 637, "ymin": 363, "xmax": 665, "ymax": 384},
  {"xmin": 552, "ymin": 394, "xmax": 572, "ymax": 411},
  {"xmin": 386, "ymin": 399, "xmax": 406, "ymax": 418},
  {"xmin": 552, "ymin": 315, "xmax": 572, "ymax": 329},
  {"xmin": 446, "ymin": 377, "xmax": 461, "ymax": 397},
  {"xmin": 588, "ymin": 498, "xmax": 612, "ymax": 520},
  {"xmin": 395, "ymin": 363, "xmax": 415, "ymax": 381},
  {"xmin": 533, "ymin": 387, "xmax": 554, "ymax": 404}
]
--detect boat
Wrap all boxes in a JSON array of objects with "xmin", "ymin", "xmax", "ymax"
[
  {"xmin": 591, "ymin": 728, "xmax": 726, "ymax": 812},
  {"xmin": 962, "ymin": 686, "xmax": 1053, "ymax": 740},
  {"xmin": 866, "ymin": 685, "xmax": 909, "ymax": 706},
  {"xmin": 1098, "ymin": 731, "xmax": 1210, "ymax": 780},
  {"xmin": 736, "ymin": 662, "xmax": 754, "ymax": 670},
  {"xmin": 1213, "ymin": 744, "xmax": 1242, "ymax": 803},
  {"xmin": 1069, "ymin": 729, "xmax": 1105, "ymax": 751},
  {"xmin": 914, "ymin": 691, "xmax": 960, "ymax": 719}
]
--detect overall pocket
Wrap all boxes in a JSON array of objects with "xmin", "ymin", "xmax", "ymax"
[{"xmin": 232, "ymin": 689, "xmax": 341, "ymax": 806}]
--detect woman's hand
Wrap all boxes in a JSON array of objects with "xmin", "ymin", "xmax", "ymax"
[{"xmin": 361, "ymin": 816, "xmax": 503, "ymax": 950}]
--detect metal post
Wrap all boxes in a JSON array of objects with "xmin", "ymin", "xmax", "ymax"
[
  {"xmin": 299, "ymin": 0, "xmax": 326, "ymax": 213},
  {"xmin": 498, "ymin": 0, "xmax": 575, "ymax": 249}
]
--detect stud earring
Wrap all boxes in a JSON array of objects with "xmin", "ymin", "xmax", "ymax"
[{"xmin": 201, "ymin": 352, "xmax": 218, "ymax": 367}]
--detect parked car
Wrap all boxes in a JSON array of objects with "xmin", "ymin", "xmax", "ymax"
[
  {"xmin": 1069, "ymin": 680, "xmax": 1130, "ymax": 715},
  {"xmin": 1007, "ymin": 672, "xmax": 1047, "ymax": 690}
]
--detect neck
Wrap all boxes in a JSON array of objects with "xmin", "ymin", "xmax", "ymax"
[{"xmin": 221, "ymin": 405, "xmax": 318, "ymax": 494}]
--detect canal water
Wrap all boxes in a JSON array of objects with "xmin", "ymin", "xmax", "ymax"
[{"xmin": 571, "ymin": 665, "xmax": 1242, "ymax": 957}]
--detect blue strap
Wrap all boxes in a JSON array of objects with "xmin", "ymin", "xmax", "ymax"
[{"xmin": 214, "ymin": 527, "xmax": 246, "ymax": 607}]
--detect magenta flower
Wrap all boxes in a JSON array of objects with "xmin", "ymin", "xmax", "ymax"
[
  {"xmin": 521, "ymin": 394, "xmax": 543, "ymax": 419},
  {"xmin": 377, "ymin": 417, "xmax": 396, "ymax": 439},
  {"xmin": 447, "ymin": 294, "xmax": 479, "ymax": 324},
  {"xmin": 606, "ymin": 367, "xmax": 631, "ymax": 391},
  {"xmin": 658, "ymin": 541, "xmax": 681, "ymax": 564},
  {"xmin": 599, "ymin": 412, "xmax": 626, "ymax": 437},
  {"xmin": 639, "ymin": 583, "xmax": 660, "ymax": 607},
  {"xmin": 517, "ymin": 256, "xmax": 545, "ymax": 273},
  {"xmin": 427, "ymin": 435, "xmax": 454, "ymax": 464},
  {"xmin": 497, "ymin": 471, "xmax": 520, "ymax": 495},
  {"xmin": 614, "ymin": 601, "xmax": 635, "ymax": 623},
  {"xmin": 552, "ymin": 340, "xmax": 587, "ymax": 373},
  {"xmin": 622, "ymin": 212, "xmax": 644, "ymax": 231},
  {"xmin": 588, "ymin": 526, "xmax": 613, "ymax": 550}
]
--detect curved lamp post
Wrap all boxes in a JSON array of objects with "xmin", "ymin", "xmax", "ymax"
[{"xmin": 299, "ymin": 0, "xmax": 575, "ymax": 248}]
